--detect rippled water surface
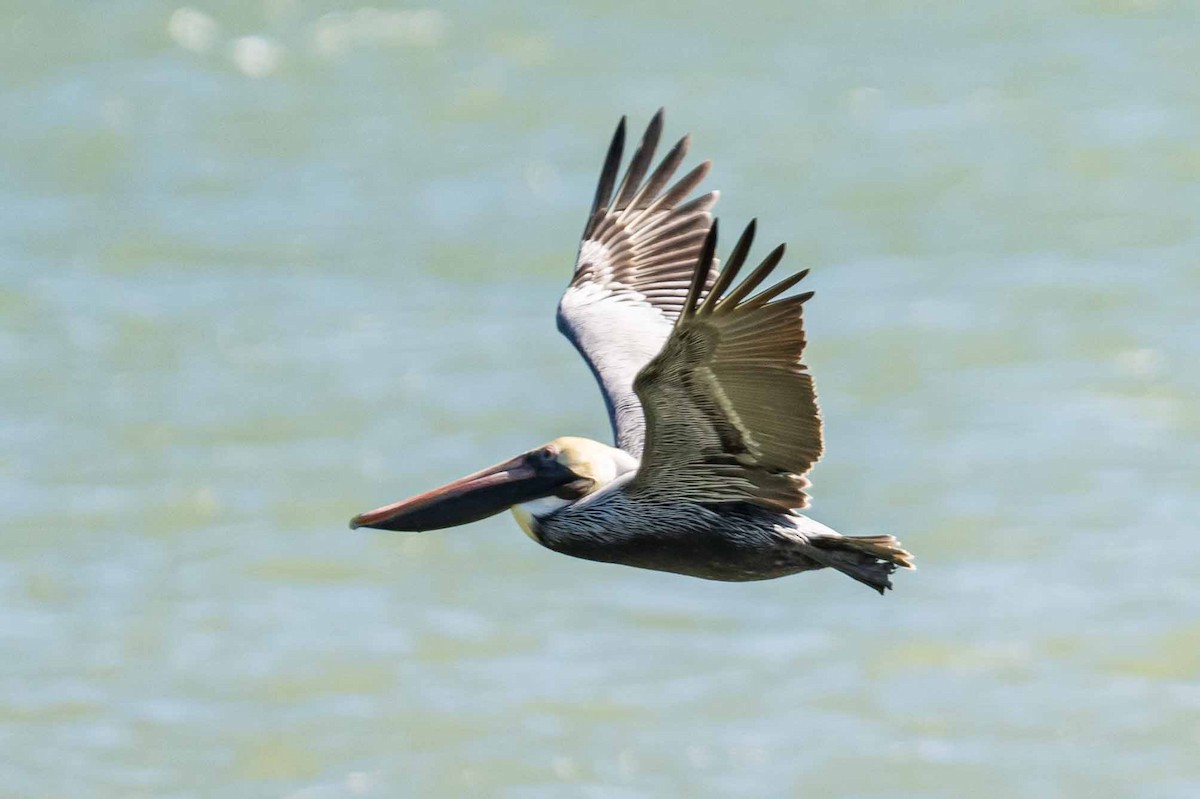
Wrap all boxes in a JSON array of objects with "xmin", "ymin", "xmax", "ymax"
[{"xmin": 3, "ymin": 1, "xmax": 1199, "ymax": 796}]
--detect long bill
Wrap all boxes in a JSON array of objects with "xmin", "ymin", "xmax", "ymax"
[{"xmin": 349, "ymin": 453, "xmax": 572, "ymax": 532}]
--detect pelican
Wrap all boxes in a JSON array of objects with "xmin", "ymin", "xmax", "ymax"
[{"xmin": 351, "ymin": 111, "xmax": 914, "ymax": 593}]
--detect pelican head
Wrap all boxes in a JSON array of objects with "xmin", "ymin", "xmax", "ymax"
[{"xmin": 350, "ymin": 436, "xmax": 636, "ymax": 533}]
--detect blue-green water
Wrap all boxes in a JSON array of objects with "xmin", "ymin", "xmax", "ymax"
[{"xmin": 3, "ymin": 1, "xmax": 1199, "ymax": 796}]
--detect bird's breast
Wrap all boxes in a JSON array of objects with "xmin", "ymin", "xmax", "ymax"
[{"xmin": 511, "ymin": 495, "xmax": 571, "ymax": 544}]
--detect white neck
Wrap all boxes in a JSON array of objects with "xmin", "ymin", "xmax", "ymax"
[{"xmin": 510, "ymin": 441, "xmax": 639, "ymax": 540}]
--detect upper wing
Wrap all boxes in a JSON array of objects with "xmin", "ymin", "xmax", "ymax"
[
  {"xmin": 628, "ymin": 219, "xmax": 824, "ymax": 510},
  {"xmin": 557, "ymin": 110, "xmax": 718, "ymax": 458}
]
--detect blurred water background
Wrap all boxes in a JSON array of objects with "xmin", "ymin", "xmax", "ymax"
[{"xmin": 3, "ymin": 1, "xmax": 1199, "ymax": 796}]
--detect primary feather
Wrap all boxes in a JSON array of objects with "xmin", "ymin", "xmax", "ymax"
[{"xmin": 557, "ymin": 109, "xmax": 718, "ymax": 457}]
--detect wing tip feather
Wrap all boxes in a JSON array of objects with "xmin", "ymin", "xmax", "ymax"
[
  {"xmin": 587, "ymin": 116, "xmax": 627, "ymax": 228},
  {"xmin": 680, "ymin": 220, "xmax": 719, "ymax": 323}
]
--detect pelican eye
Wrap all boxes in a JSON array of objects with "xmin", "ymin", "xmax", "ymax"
[{"xmin": 531, "ymin": 446, "xmax": 557, "ymax": 464}]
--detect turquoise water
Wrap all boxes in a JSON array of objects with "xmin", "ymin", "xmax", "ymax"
[{"xmin": 3, "ymin": 1, "xmax": 1199, "ymax": 796}]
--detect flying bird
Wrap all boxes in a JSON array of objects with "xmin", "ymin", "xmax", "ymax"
[{"xmin": 351, "ymin": 111, "xmax": 914, "ymax": 593}]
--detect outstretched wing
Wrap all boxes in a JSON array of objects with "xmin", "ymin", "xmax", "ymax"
[
  {"xmin": 557, "ymin": 110, "xmax": 718, "ymax": 458},
  {"xmin": 629, "ymin": 219, "xmax": 823, "ymax": 510}
]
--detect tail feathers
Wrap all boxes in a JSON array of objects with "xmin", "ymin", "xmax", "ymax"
[{"xmin": 807, "ymin": 534, "xmax": 915, "ymax": 595}]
